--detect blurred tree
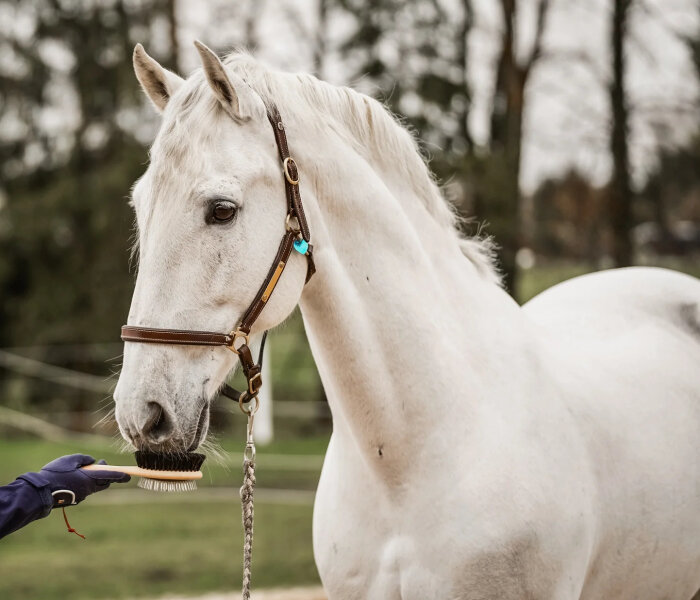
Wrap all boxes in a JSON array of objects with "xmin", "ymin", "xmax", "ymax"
[
  {"xmin": 278, "ymin": 0, "xmax": 329, "ymax": 77},
  {"xmin": 689, "ymin": 6, "xmax": 700, "ymax": 85},
  {"xmin": 484, "ymin": 0, "xmax": 551, "ymax": 294},
  {"xmin": 532, "ymin": 169, "xmax": 606, "ymax": 264},
  {"xmin": 0, "ymin": 1, "xmax": 177, "ymax": 346},
  {"xmin": 243, "ymin": 0, "xmax": 264, "ymax": 49},
  {"xmin": 336, "ymin": 0, "xmax": 475, "ymax": 158},
  {"xmin": 639, "ymin": 132, "xmax": 700, "ymax": 252},
  {"xmin": 323, "ymin": 0, "xmax": 560, "ymax": 295},
  {"xmin": 164, "ymin": 0, "xmax": 179, "ymax": 71},
  {"xmin": 313, "ymin": 0, "xmax": 330, "ymax": 78},
  {"xmin": 0, "ymin": 1, "xmax": 177, "ymax": 413},
  {"xmin": 206, "ymin": 0, "xmax": 266, "ymax": 54},
  {"xmin": 608, "ymin": 0, "xmax": 634, "ymax": 267},
  {"xmin": 334, "ymin": 0, "xmax": 486, "ymax": 264}
]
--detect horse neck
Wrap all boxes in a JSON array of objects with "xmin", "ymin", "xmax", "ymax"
[{"xmin": 294, "ymin": 123, "xmax": 533, "ymax": 475}]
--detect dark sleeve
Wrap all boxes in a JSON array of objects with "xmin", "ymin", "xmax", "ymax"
[{"xmin": 0, "ymin": 478, "xmax": 53, "ymax": 540}]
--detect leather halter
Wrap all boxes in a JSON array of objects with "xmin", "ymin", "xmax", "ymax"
[{"xmin": 121, "ymin": 104, "xmax": 315, "ymax": 406}]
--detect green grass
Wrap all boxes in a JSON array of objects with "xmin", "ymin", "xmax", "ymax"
[
  {"xmin": 517, "ymin": 263, "xmax": 593, "ymax": 303},
  {"xmin": 0, "ymin": 437, "xmax": 327, "ymax": 600},
  {"xmin": 517, "ymin": 258, "xmax": 700, "ymax": 303},
  {"xmin": 0, "ymin": 501, "xmax": 318, "ymax": 600}
]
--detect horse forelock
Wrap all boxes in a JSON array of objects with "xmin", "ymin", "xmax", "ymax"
[{"xmin": 150, "ymin": 73, "xmax": 221, "ymax": 174}]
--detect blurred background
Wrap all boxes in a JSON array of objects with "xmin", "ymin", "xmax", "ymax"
[{"xmin": 0, "ymin": 0, "xmax": 698, "ymax": 599}]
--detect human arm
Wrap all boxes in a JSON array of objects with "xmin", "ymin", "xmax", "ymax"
[{"xmin": 0, "ymin": 454, "xmax": 130, "ymax": 540}]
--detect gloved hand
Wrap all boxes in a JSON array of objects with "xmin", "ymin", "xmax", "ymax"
[{"xmin": 18, "ymin": 454, "xmax": 130, "ymax": 508}]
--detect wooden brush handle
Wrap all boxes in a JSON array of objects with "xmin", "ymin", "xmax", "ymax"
[{"xmin": 81, "ymin": 464, "xmax": 203, "ymax": 481}]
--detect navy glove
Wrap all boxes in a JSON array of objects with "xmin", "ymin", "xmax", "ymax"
[{"xmin": 18, "ymin": 454, "xmax": 130, "ymax": 508}]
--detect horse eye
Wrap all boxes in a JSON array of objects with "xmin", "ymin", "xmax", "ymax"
[{"xmin": 211, "ymin": 201, "xmax": 237, "ymax": 223}]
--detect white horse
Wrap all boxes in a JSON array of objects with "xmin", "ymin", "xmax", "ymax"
[{"xmin": 114, "ymin": 42, "xmax": 700, "ymax": 599}]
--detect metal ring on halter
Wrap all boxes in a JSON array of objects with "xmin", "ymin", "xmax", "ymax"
[
  {"xmin": 283, "ymin": 157, "xmax": 299, "ymax": 185},
  {"xmin": 238, "ymin": 394, "xmax": 260, "ymax": 416},
  {"xmin": 285, "ymin": 212, "xmax": 301, "ymax": 233},
  {"xmin": 228, "ymin": 329, "xmax": 249, "ymax": 355}
]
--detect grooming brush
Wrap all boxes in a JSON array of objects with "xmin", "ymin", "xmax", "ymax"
[{"xmin": 81, "ymin": 452, "xmax": 206, "ymax": 492}]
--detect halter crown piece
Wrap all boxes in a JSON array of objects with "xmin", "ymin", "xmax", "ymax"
[
  {"xmin": 120, "ymin": 104, "xmax": 314, "ymax": 599},
  {"xmin": 120, "ymin": 104, "xmax": 315, "ymax": 407}
]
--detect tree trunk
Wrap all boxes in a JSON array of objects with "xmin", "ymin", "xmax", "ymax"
[
  {"xmin": 165, "ymin": 0, "xmax": 179, "ymax": 72},
  {"xmin": 243, "ymin": 0, "xmax": 263, "ymax": 49},
  {"xmin": 501, "ymin": 71, "xmax": 525, "ymax": 295},
  {"xmin": 488, "ymin": 0, "xmax": 524, "ymax": 296},
  {"xmin": 456, "ymin": 0, "xmax": 475, "ymax": 153},
  {"xmin": 609, "ymin": 0, "xmax": 633, "ymax": 266},
  {"xmin": 313, "ymin": 0, "xmax": 329, "ymax": 78}
]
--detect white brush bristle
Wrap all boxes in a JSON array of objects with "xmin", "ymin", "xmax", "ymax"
[{"xmin": 137, "ymin": 477, "xmax": 197, "ymax": 493}]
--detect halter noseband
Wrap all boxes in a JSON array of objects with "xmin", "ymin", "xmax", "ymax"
[{"xmin": 121, "ymin": 104, "xmax": 315, "ymax": 407}]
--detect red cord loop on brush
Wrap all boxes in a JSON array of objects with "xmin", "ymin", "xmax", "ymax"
[{"xmin": 62, "ymin": 507, "xmax": 85, "ymax": 540}]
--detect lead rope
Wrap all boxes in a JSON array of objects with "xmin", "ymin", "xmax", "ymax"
[
  {"xmin": 240, "ymin": 403, "xmax": 257, "ymax": 599},
  {"xmin": 234, "ymin": 334, "xmax": 267, "ymax": 599}
]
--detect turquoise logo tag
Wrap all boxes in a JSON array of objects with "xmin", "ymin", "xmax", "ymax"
[{"xmin": 293, "ymin": 239, "xmax": 309, "ymax": 254}]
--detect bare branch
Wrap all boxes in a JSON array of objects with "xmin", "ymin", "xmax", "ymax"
[
  {"xmin": 427, "ymin": 0, "xmax": 449, "ymax": 22},
  {"xmin": 525, "ymin": 0, "xmax": 552, "ymax": 72},
  {"xmin": 630, "ymin": 97, "xmax": 700, "ymax": 115},
  {"xmin": 527, "ymin": 71, "xmax": 610, "ymax": 127},
  {"xmin": 281, "ymin": 4, "xmax": 312, "ymax": 43},
  {"xmin": 627, "ymin": 27, "xmax": 658, "ymax": 68},
  {"xmin": 539, "ymin": 48, "xmax": 610, "ymax": 88},
  {"xmin": 496, "ymin": 0, "xmax": 516, "ymax": 82},
  {"xmin": 497, "ymin": 0, "xmax": 510, "ymax": 21},
  {"xmin": 313, "ymin": 0, "xmax": 330, "ymax": 77},
  {"xmin": 498, "ymin": 0, "xmax": 516, "ymax": 42},
  {"xmin": 634, "ymin": 0, "xmax": 694, "ymax": 42}
]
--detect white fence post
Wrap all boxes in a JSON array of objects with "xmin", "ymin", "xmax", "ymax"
[{"xmin": 256, "ymin": 341, "xmax": 274, "ymax": 445}]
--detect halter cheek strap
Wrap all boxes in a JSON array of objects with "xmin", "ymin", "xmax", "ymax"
[{"xmin": 120, "ymin": 104, "xmax": 315, "ymax": 405}]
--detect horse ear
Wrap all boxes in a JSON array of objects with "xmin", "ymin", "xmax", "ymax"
[
  {"xmin": 133, "ymin": 43, "xmax": 183, "ymax": 113},
  {"xmin": 193, "ymin": 40, "xmax": 264, "ymax": 122}
]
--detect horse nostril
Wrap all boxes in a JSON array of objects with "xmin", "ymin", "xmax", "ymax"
[{"xmin": 142, "ymin": 401, "xmax": 173, "ymax": 444}]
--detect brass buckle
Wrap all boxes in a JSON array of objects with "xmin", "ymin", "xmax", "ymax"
[
  {"xmin": 247, "ymin": 372, "xmax": 262, "ymax": 395},
  {"xmin": 228, "ymin": 329, "xmax": 249, "ymax": 355},
  {"xmin": 283, "ymin": 157, "xmax": 299, "ymax": 185}
]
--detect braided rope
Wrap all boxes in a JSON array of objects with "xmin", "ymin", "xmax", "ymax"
[{"xmin": 240, "ymin": 457, "xmax": 256, "ymax": 599}]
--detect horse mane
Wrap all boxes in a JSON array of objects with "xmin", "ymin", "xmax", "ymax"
[{"xmin": 172, "ymin": 51, "xmax": 501, "ymax": 285}]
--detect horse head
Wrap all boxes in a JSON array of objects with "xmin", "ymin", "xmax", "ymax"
[{"xmin": 114, "ymin": 43, "xmax": 311, "ymax": 452}]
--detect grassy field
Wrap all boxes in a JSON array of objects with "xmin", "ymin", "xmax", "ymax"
[{"xmin": 0, "ymin": 436, "xmax": 328, "ymax": 600}]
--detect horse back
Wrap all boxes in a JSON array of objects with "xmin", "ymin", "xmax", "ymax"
[
  {"xmin": 524, "ymin": 266, "xmax": 700, "ymax": 599},
  {"xmin": 523, "ymin": 266, "xmax": 700, "ymax": 347}
]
